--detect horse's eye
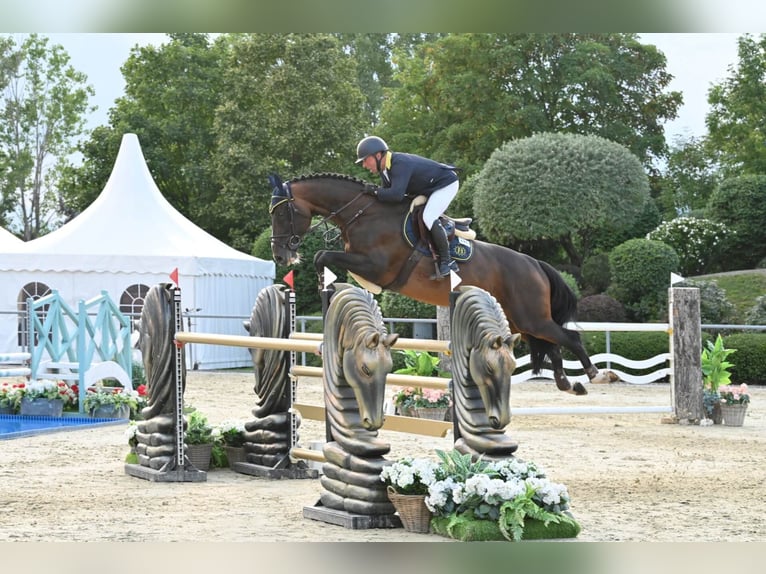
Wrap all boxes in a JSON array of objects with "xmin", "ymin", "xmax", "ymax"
[{"xmin": 362, "ymin": 365, "xmax": 371, "ymax": 377}]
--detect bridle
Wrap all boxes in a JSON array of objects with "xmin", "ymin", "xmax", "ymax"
[{"xmin": 268, "ymin": 175, "xmax": 376, "ymax": 252}]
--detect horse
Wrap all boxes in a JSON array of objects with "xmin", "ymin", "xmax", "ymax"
[
  {"xmin": 268, "ymin": 172, "xmax": 612, "ymax": 395},
  {"xmin": 450, "ymin": 285, "xmax": 521, "ymax": 460}
]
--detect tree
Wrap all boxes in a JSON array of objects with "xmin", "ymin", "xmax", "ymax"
[
  {"xmin": 212, "ymin": 33, "xmax": 368, "ymax": 250},
  {"xmin": 0, "ymin": 34, "xmax": 94, "ymax": 239},
  {"xmin": 377, "ymin": 33, "xmax": 681, "ymax": 181},
  {"xmin": 657, "ymin": 134, "xmax": 721, "ymax": 218},
  {"xmin": 59, "ymin": 34, "xmax": 227, "ymax": 238},
  {"xmin": 472, "ymin": 132, "xmax": 651, "ymax": 267},
  {"xmin": 706, "ymin": 33, "xmax": 766, "ymax": 176}
]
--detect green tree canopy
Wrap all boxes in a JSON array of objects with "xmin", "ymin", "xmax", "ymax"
[
  {"xmin": 472, "ymin": 132, "xmax": 651, "ymax": 267},
  {"xmin": 707, "ymin": 33, "xmax": 766, "ymax": 176},
  {"xmin": 0, "ymin": 34, "xmax": 94, "ymax": 238},
  {"xmin": 378, "ymin": 33, "xmax": 681, "ymax": 180}
]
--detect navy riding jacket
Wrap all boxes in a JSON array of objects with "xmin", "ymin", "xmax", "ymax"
[{"xmin": 376, "ymin": 152, "xmax": 458, "ymax": 203}]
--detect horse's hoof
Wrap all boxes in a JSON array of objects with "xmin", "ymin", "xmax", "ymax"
[
  {"xmin": 572, "ymin": 382, "xmax": 588, "ymax": 395},
  {"xmin": 590, "ymin": 370, "xmax": 618, "ymax": 384}
]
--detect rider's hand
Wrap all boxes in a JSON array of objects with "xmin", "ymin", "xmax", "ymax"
[{"xmin": 363, "ymin": 183, "xmax": 378, "ymax": 196}]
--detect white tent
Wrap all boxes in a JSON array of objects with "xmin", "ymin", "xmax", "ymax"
[
  {"xmin": 0, "ymin": 226, "xmax": 22, "ymax": 248},
  {"xmin": 0, "ymin": 133, "xmax": 275, "ymax": 369}
]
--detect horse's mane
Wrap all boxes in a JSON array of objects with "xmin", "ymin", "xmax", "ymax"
[{"xmin": 288, "ymin": 172, "xmax": 368, "ymax": 186}]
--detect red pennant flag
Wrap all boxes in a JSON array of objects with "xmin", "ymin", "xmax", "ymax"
[
  {"xmin": 169, "ymin": 267, "xmax": 179, "ymax": 286},
  {"xmin": 282, "ymin": 269, "xmax": 295, "ymax": 290}
]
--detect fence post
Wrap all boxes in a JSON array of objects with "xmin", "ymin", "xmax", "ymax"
[{"xmin": 669, "ymin": 287, "xmax": 702, "ymax": 422}]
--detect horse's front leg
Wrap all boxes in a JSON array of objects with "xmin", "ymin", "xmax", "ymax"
[
  {"xmin": 547, "ymin": 346, "xmax": 588, "ymax": 396},
  {"xmin": 314, "ymin": 250, "xmax": 384, "ymax": 284}
]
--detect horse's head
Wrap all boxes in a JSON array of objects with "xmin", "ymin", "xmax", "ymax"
[
  {"xmin": 342, "ymin": 330, "xmax": 399, "ymax": 430},
  {"xmin": 468, "ymin": 332, "xmax": 520, "ymax": 429},
  {"xmin": 268, "ymin": 173, "xmax": 313, "ymax": 266}
]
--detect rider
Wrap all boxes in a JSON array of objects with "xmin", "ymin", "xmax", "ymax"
[{"xmin": 355, "ymin": 135, "xmax": 460, "ymax": 279}]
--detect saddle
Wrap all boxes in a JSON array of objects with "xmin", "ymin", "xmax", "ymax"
[{"xmin": 403, "ymin": 196, "xmax": 475, "ymax": 262}]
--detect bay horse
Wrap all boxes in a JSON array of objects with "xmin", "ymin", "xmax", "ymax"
[{"xmin": 268, "ymin": 172, "xmax": 612, "ymax": 395}]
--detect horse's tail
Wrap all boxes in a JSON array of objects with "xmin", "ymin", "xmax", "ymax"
[{"xmin": 528, "ymin": 261, "xmax": 579, "ymax": 373}]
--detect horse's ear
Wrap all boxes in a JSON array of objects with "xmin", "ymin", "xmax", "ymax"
[
  {"xmin": 267, "ymin": 173, "xmax": 283, "ymax": 190},
  {"xmin": 365, "ymin": 332, "xmax": 380, "ymax": 349},
  {"xmin": 505, "ymin": 333, "xmax": 521, "ymax": 348},
  {"xmin": 383, "ymin": 333, "xmax": 399, "ymax": 349}
]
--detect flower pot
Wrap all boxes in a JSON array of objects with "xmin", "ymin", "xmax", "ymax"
[
  {"xmin": 186, "ymin": 443, "xmax": 213, "ymax": 471},
  {"xmin": 225, "ymin": 446, "xmax": 246, "ymax": 465},
  {"xmin": 20, "ymin": 397, "xmax": 64, "ymax": 417},
  {"xmin": 414, "ymin": 407, "xmax": 448, "ymax": 421},
  {"xmin": 710, "ymin": 402, "xmax": 723, "ymax": 425},
  {"xmin": 386, "ymin": 486, "xmax": 431, "ymax": 533},
  {"xmin": 721, "ymin": 404, "xmax": 747, "ymax": 427},
  {"xmin": 90, "ymin": 404, "xmax": 131, "ymax": 419}
]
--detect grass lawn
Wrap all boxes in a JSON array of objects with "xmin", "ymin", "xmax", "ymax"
[{"xmin": 691, "ymin": 269, "xmax": 766, "ymax": 323}]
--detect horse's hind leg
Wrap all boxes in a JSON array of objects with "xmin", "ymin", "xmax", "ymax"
[{"xmin": 547, "ymin": 346, "xmax": 587, "ymax": 396}]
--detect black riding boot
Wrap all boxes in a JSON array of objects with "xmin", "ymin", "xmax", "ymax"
[{"xmin": 431, "ymin": 221, "xmax": 458, "ymax": 278}]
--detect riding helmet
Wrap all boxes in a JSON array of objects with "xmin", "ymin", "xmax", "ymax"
[{"xmin": 355, "ymin": 136, "xmax": 388, "ymax": 163}]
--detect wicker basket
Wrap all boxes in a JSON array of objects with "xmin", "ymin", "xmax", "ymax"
[
  {"xmin": 721, "ymin": 404, "xmax": 747, "ymax": 427},
  {"xmin": 414, "ymin": 407, "xmax": 448, "ymax": 421},
  {"xmin": 387, "ymin": 486, "xmax": 431, "ymax": 533},
  {"xmin": 225, "ymin": 446, "xmax": 246, "ymax": 465},
  {"xmin": 185, "ymin": 443, "xmax": 213, "ymax": 471}
]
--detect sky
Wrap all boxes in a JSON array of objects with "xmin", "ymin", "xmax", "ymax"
[{"xmin": 25, "ymin": 33, "xmax": 750, "ymax": 145}]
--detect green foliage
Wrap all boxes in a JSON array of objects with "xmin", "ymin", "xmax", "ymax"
[
  {"xmin": 706, "ymin": 34, "xmax": 766, "ymax": 176},
  {"xmin": 706, "ymin": 175, "xmax": 766, "ymax": 270},
  {"xmin": 576, "ymin": 294, "xmax": 626, "ymax": 323},
  {"xmin": 677, "ymin": 279, "xmax": 735, "ymax": 324},
  {"xmin": 646, "ymin": 216, "xmax": 733, "ymax": 276},
  {"xmin": 658, "ymin": 135, "xmax": 720, "ymax": 218},
  {"xmin": 379, "ymin": 33, "xmax": 681, "ymax": 180},
  {"xmin": 472, "ymin": 132, "xmax": 651, "ymax": 267},
  {"xmin": 379, "ymin": 291, "xmax": 435, "ymax": 338},
  {"xmin": 0, "ymin": 34, "xmax": 94, "ymax": 239},
  {"xmin": 393, "ymin": 350, "xmax": 449, "ymax": 378},
  {"xmin": 607, "ymin": 238, "xmax": 679, "ymax": 321},
  {"xmin": 185, "ymin": 409, "xmax": 214, "ymax": 445},
  {"xmin": 722, "ymin": 333, "xmax": 766, "ymax": 384},
  {"xmin": 744, "ymin": 295, "xmax": 766, "ymax": 325},
  {"xmin": 693, "ymin": 271, "xmax": 766, "ymax": 323},
  {"xmin": 701, "ymin": 334, "xmax": 736, "ymax": 392},
  {"xmin": 580, "ymin": 253, "xmax": 611, "ymax": 295}
]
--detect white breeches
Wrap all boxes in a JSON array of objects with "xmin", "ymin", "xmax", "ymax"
[{"xmin": 422, "ymin": 180, "xmax": 459, "ymax": 230}]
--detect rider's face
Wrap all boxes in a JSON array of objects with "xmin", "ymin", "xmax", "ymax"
[{"xmin": 361, "ymin": 153, "xmax": 380, "ymax": 174}]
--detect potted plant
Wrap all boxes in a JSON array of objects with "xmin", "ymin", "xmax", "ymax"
[
  {"xmin": 379, "ymin": 456, "xmax": 438, "ymax": 533},
  {"xmin": 83, "ymin": 383, "xmax": 137, "ymax": 419},
  {"xmin": 425, "ymin": 449, "xmax": 580, "ymax": 541},
  {"xmin": 0, "ymin": 381, "xmax": 23, "ymax": 414},
  {"xmin": 217, "ymin": 419, "xmax": 247, "ymax": 465},
  {"xmin": 185, "ymin": 408, "xmax": 214, "ymax": 471},
  {"xmin": 412, "ymin": 387, "xmax": 452, "ymax": 420},
  {"xmin": 17, "ymin": 380, "xmax": 76, "ymax": 417},
  {"xmin": 391, "ymin": 386, "xmax": 420, "ymax": 417},
  {"xmin": 717, "ymin": 383, "xmax": 750, "ymax": 427},
  {"xmin": 701, "ymin": 334, "xmax": 736, "ymax": 424},
  {"xmin": 124, "ymin": 420, "xmax": 139, "ymax": 464}
]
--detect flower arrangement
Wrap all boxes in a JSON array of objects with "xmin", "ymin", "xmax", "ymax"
[
  {"xmin": 380, "ymin": 456, "xmax": 438, "ymax": 496},
  {"xmin": 185, "ymin": 409, "xmax": 214, "ymax": 445},
  {"xmin": 82, "ymin": 383, "xmax": 139, "ymax": 413},
  {"xmin": 718, "ymin": 383, "xmax": 750, "ymax": 406},
  {"xmin": 0, "ymin": 382, "xmax": 24, "ymax": 410},
  {"xmin": 391, "ymin": 386, "xmax": 451, "ymax": 411},
  {"xmin": 217, "ymin": 420, "xmax": 246, "ymax": 447},
  {"xmin": 18, "ymin": 380, "xmax": 77, "ymax": 405},
  {"xmin": 381, "ymin": 449, "xmax": 579, "ymax": 541}
]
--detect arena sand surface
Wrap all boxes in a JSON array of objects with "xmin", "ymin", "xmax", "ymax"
[{"xmin": 1, "ymin": 372, "xmax": 764, "ymax": 544}]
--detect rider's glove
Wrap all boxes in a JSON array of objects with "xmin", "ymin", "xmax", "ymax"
[{"xmin": 363, "ymin": 183, "xmax": 378, "ymax": 196}]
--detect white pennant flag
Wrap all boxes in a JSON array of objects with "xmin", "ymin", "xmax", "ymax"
[
  {"xmin": 670, "ymin": 272, "xmax": 685, "ymax": 285},
  {"xmin": 323, "ymin": 267, "xmax": 338, "ymax": 289},
  {"xmin": 450, "ymin": 269, "xmax": 462, "ymax": 291}
]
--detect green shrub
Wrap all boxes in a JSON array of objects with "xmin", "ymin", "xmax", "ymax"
[
  {"xmin": 580, "ymin": 253, "xmax": 611, "ymax": 295},
  {"xmin": 678, "ymin": 279, "xmax": 735, "ymax": 324},
  {"xmin": 576, "ymin": 294, "xmax": 626, "ymax": 323},
  {"xmin": 608, "ymin": 238, "xmax": 679, "ymax": 322},
  {"xmin": 722, "ymin": 333, "xmax": 766, "ymax": 384},
  {"xmin": 379, "ymin": 291, "xmax": 436, "ymax": 338},
  {"xmin": 646, "ymin": 216, "xmax": 732, "ymax": 276},
  {"xmin": 573, "ymin": 331, "xmax": 669, "ymax": 378},
  {"xmin": 559, "ymin": 271, "xmax": 581, "ymax": 299},
  {"xmin": 744, "ymin": 295, "xmax": 766, "ymax": 325}
]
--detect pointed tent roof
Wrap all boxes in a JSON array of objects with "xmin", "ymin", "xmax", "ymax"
[
  {"xmin": 0, "ymin": 226, "xmax": 22, "ymax": 249},
  {"xmin": 0, "ymin": 133, "xmax": 273, "ymax": 278}
]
